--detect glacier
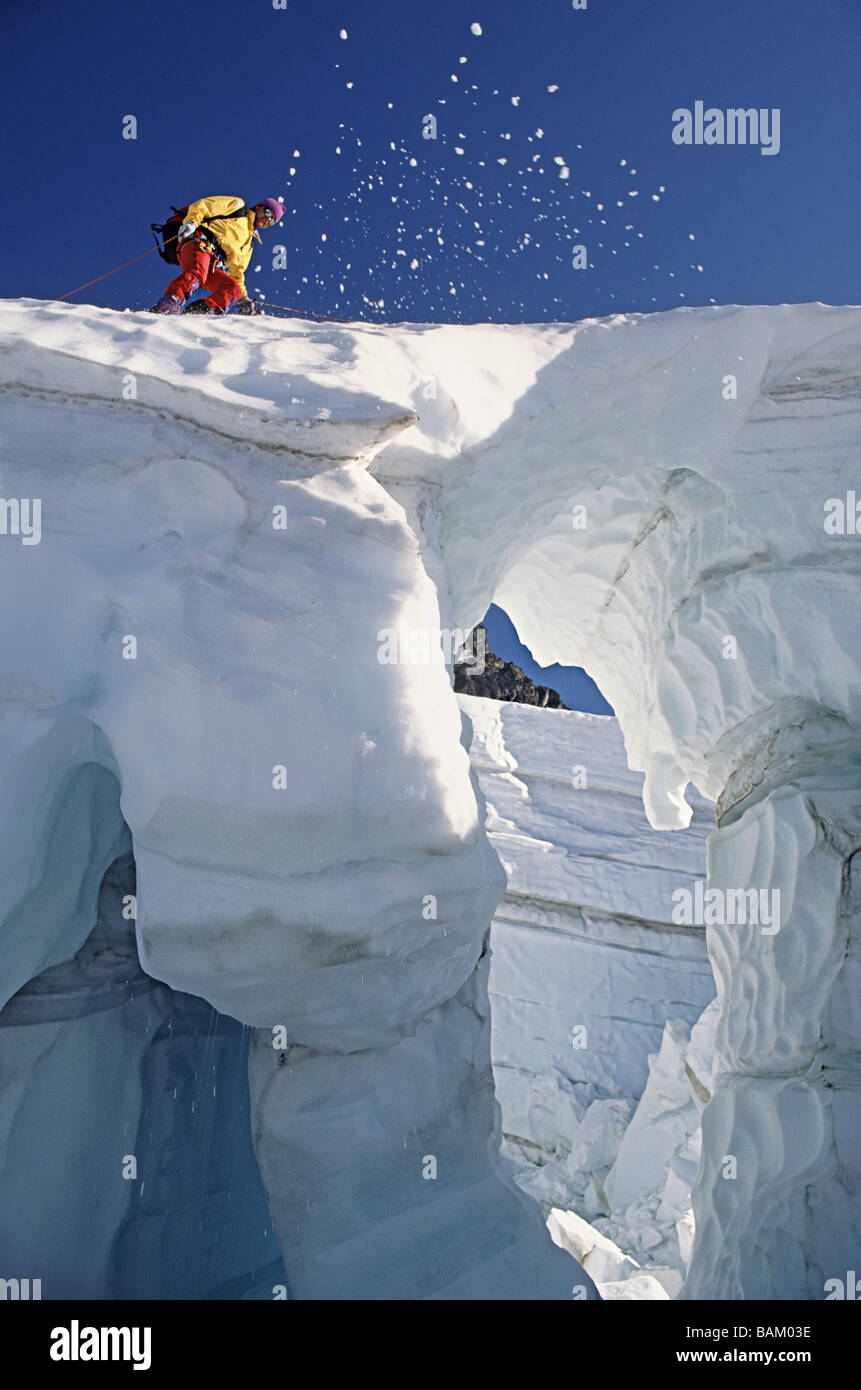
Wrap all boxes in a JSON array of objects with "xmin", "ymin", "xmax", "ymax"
[
  {"xmin": 463, "ymin": 693, "xmax": 718, "ymax": 1295},
  {"xmin": 0, "ymin": 296, "xmax": 858, "ymax": 1299}
]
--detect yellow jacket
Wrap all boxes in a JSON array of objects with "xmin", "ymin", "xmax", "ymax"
[{"xmin": 183, "ymin": 195, "xmax": 260, "ymax": 295}]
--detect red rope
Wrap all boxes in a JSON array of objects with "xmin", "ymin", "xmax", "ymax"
[
  {"xmin": 54, "ymin": 233, "xmax": 364, "ymax": 325},
  {"xmin": 56, "ymin": 237, "xmax": 177, "ymax": 302}
]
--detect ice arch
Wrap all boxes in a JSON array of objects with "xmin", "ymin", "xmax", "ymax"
[
  {"xmin": 0, "ymin": 297, "xmax": 858, "ymax": 1299},
  {"xmin": 371, "ymin": 302, "xmax": 861, "ymax": 1298},
  {"xmin": 0, "ymin": 726, "xmax": 285, "ymax": 1297}
]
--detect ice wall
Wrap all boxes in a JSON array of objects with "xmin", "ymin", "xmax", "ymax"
[
  {"xmin": 0, "ymin": 300, "xmax": 582, "ymax": 1299},
  {"xmin": 370, "ymin": 303, "xmax": 861, "ymax": 1299},
  {"xmin": 0, "ymin": 845, "xmax": 286, "ymax": 1298},
  {"xmin": 1, "ymin": 298, "xmax": 858, "ymax": 1299},
  {"xmin": 459, "ymin": 693, "xmax": 717, "ymax": 1290}
]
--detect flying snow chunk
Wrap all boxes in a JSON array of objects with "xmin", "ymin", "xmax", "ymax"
[
  {"xmin": 471, "ymin": 22, "xmax": 482, "ymax": 35},
  {"xmin": 559, "ymin": 167, "xmax": 570, "ymax": 180},
  {"xmin": 547, "ymin": 85, "xmax": 559, "ymax": 92},
  {"xmin": 511, "ymin": 96, "xmax": 520, "ymax": 106},
  {"xmin": 340, "ymin": 29, "xmax": 347, "ymax": 39}
]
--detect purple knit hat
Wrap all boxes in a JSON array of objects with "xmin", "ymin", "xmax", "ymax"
[{"xmin": 258, "ymin": 198, "xmax": 285, "ymax": 224}]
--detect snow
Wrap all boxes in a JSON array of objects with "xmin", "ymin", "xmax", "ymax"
[
  {"xmin": 295, "ymin": 55, "xmax": 693, "ymax": 321},
  {"xmin": 548, "ymin": 1208, "xmax": 641, "ymax": 1285},
  {"xmin": 0, "ymin": 296, "xmax": 859, "ymax": 1299}
]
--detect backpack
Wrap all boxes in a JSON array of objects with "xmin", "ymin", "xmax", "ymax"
[{"xmin": 150, "ymin": 202, "xmax": 251, "ymax": 265}]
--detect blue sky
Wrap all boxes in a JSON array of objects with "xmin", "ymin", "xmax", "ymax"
[
  {"xmin": 482, "ymin": 607, "xmax": 613, "ymax": 714},
  {"xmin": 3, "ymin": 0, "xmax": 858, "ymax": 706},
  {"xmin": 4, "ymin": 0, "xmax": 859, "ymax": 319}
]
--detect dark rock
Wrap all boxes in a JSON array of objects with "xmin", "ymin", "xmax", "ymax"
[{"xmin": 453, "ymin": 625, "xmax": 568, "ymax": 709}]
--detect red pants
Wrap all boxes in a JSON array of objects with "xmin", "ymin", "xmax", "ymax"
[{"xmin": 165, "ymin": 239, "xmax": 242, "ymax": 311}]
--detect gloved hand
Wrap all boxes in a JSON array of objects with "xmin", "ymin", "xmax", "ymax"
[
  {"xmin": 177, "ymin": 221, "xmax": 197, "ymax": 241},
  {"xmin": 237, "ymin": 297, "xmax": 258, "ymax": 316}
]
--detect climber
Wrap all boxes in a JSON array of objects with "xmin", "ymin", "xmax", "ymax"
[{"xmin": 149, "ymin": 196, "xmax": 285, "ymax": 315}]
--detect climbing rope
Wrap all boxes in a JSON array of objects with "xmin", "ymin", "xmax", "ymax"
[
  {"xmin": 54, "ymin": 232, "xmax": 365, "ymax": 325},
  {"xmin": 55, "ymin": 238, "xmax": 176, "ymax": 302},
  {"xmin": 248, "ymin": 298, "xmax": 358, "ymax": 325}
]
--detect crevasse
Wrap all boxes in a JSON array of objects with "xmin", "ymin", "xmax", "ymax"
[{"xmin": 0, "ymin": 297, "xmax": 858, "ymax": 1299}]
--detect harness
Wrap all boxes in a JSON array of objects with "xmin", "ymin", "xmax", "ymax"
[
  {"xmin": 150, "ymin": 202, "xmax": 252, "ymax": 267},
  {"xmin": 190, "ymin": 226, "xmax": 231, "ymax": 272}
]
